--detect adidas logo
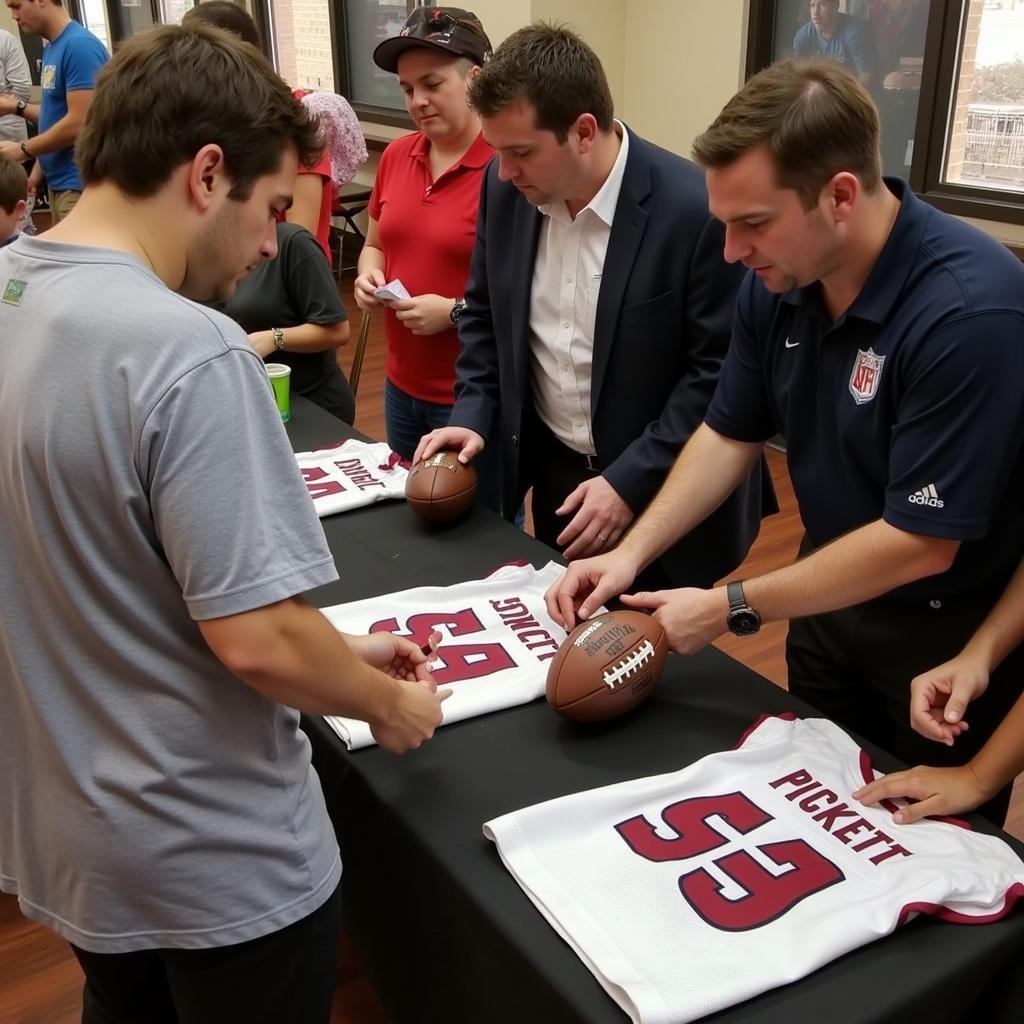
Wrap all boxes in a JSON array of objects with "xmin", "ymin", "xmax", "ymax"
[{"xmin": 908, "ymin": 484, "xmax": 944, "ymax": 508}]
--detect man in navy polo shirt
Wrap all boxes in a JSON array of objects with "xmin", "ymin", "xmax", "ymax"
[{"xmin": 546, "ymin": 58, "xmax": 1024, "ymax": 825}]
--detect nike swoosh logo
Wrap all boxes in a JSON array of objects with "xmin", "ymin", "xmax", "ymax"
[{"xmin": 784, "ymin": 337, "xmax": 800, "ymax": 348}]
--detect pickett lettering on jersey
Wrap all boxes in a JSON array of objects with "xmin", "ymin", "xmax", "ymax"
[
  {"xmin": 490, "ymin": 596, "xmax": 560, "ymax": 660},
  {"xmin": 770, "ymin": 769, "xmax": 912, "ymax": 865}
]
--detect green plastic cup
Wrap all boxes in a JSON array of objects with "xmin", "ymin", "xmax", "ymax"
[{"xmin": 265, "ymin": 363, "xmax": 291, "ymax": 423}]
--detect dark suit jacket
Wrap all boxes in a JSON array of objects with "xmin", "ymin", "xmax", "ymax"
[{"xmin": 449, "ymin": 129, "xmax": 775, "ymax": 587}]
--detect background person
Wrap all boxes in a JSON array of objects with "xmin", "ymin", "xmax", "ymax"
[
  {"xmin": 181, "ymin": 0, "xmax": 367, "ymax": 264},
  {"xmin": 352, "ymin": 7, "xmax": 494, "ymax": 463},
  {"xmin": 219, "ymin": 220, "xmax": 355, "ymax": 423},
  {"xmin": 0, "ymin": 26, "xmax": 30, "ymax": 145},
  {"xmin": 0, "ymin": 150, "xmax": 27, "ymax": 244},
  {"xmin": 793, "ymin": 0, "xmax": 877, "ymax": 86},
  {"xmin": 0, "ymin": 0, "xmax": 108, "ymax": 221}
]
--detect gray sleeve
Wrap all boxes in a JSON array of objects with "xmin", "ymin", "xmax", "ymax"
[
  {"xmin": 0, "ymin": 31, "xmax": 32, "ymax": 102},
  {"xmin": 138, "ymin": 346, "xmax": 339, "ymax": 620}
]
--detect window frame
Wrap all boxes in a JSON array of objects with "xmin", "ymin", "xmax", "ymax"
[
  {"xmin": 330, "ymin": 0, "xmax": 415, "ymax": 129},
  {"xmin": 746, "ymin": 0, "xmax": 1024, "ymax": 227}
]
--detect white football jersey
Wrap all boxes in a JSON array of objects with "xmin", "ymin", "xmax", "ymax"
[
  {"xmin": 484, "ymin": 715, "xmax": 1024, "ymax": 1024},
  {"xmin": 294, "ymin": 439, "xmax": 407, "ymax": 517},
  {"xmin": 322, "ymin": 562, "xmax": 575, "ymax": 749}
]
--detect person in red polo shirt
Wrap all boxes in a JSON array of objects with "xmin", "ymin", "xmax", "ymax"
[{"xmin": 353, "ymin": 8, "xmax": 493, "ymax": 463}]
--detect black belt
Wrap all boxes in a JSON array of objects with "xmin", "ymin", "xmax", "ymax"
[{"xmin": 534, "ymin": 416, "xmax": 601, "ymax": 473}]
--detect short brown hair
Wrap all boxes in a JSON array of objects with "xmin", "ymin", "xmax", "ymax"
[
  {"xmin": 0, "ymin": 153, "xmax": 28, "ymax": 214},
  {"xmin": 692, "ymin": 58, "xmax": 882, "ymax": 209},
  {"xmin": 182, "ymin": 1, "xmax": 261, "ymax": 49},
  {"xmin": 76, "ymin": 23, "xmax": 321, "ymax": 200},
  {"xmin": 468, "ymin": 22, "xmax": 612, "ymax": 143}
]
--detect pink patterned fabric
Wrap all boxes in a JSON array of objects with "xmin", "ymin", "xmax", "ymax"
[{"xmin": 299, "ymin": 91, "xmax": 368, "ymax": 194}]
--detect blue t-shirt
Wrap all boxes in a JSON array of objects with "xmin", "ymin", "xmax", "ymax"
[
  {"xmin": 38, "ymin": 20, "xmax": 108, "ymax": 191},
  {"xmin": 705, "ymin": 178, "xmax": 1024, "ymax": 603},
  {"xmin": 793, "ymin": 13, "xmax": 877, "ymax": 77}
]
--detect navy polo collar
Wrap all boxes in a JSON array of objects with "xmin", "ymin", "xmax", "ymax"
[{"xmin": 781, "ymin": 177, "xmax": 929, "ymax": 325}]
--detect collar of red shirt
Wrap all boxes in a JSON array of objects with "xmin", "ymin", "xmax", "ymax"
[{"xmin": 409, "ymin": 129, "xmax": 494, "ymax": 175}]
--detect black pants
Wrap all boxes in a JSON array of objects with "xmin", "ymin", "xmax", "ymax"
[
  {"xmin": 787, "ymin": 593, "xmax": 1024, "ymax": 826},
  {"xmin": 71, "ymin": 882, "xmax": 344, "ymax": 1024},
  {"xmin": 528, "ymin": 418, "xmax": 671, "ymax": 593}
]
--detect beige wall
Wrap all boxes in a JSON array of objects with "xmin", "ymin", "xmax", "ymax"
[
  {"xmin": 530, "ymin": 0, "xmax": 627, "ymax": 114},
  {"xmin": 1, "ymin": 4, "xmax": 17, "ymax": 34},
  {"xmin": 621, "ymin": 0, "xmax": 746, "ymax": 158},
  {"xmin": 473, "ymin": 0, "xmax": 532, "ymax": 51}
]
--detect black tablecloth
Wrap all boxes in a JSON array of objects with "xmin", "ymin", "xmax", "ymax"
[{"xmin": 288, "ymin": 397, "xmax": 1024, "ymax": 1024}]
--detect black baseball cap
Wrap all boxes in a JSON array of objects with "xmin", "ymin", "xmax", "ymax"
[{"xmin": 373, "ymin": 7, "xmax": 492, "ymax": 74}]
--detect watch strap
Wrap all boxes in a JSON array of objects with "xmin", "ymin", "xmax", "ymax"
[
  {"xmin": 19, "ymin": 140, "xmax": 31, "ymax": 159},
  {"xmin": 726, "ymin": 580, "xmax": 746, "ymax": 613}
]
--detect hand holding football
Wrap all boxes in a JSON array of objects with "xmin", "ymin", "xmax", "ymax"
[
  {"xmin": 405, "ymin": 451, "xmax": 478, "ymax": 525},
  {"xmin": 546, "ymin": 610, "xmax": 668, "ymax": 722}
]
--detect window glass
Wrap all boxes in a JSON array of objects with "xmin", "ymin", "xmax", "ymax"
[
  {"xmin": 945, "ymin": 0, "xmax": 1024, "ymax": 194},
  {"xmin": 271, "ymin": 0, "xmax": 336, "ymax": 91},
  {"xmin": 343, "ymin": 0, "xmax": 409, "ymax": 110},
  {"xmin": 771, "ymin": 1, "xmax": 932, "ymax": 177}
]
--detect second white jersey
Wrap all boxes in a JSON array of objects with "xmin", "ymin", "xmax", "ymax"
[
  {"xmin": 294, "ymin": 439, "xmax": 408, "ymax": 517},
  {"xmin": 484, "ymin": 715, "xmax": 1024, "ymax": 1024},
  {"xmin": 322, "ymin": 562, "xmax": 572, "ymax": 749}
]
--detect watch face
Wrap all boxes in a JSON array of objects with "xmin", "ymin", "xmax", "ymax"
[{"xmin": 728, "ymin": 610, "xmax": 760, "ymax": 636}]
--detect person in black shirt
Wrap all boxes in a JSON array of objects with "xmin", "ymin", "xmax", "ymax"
[{"xmin": 220, "ymin": 221, "xmax": 354, "ymax": 423}]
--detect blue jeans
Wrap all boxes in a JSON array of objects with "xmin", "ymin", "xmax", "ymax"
[
  {"xmin": 384, "ymin": 378, "xmax": 452, "ymax": 461},
  {"xmin": 384, "ymin": 378, "xmax": 519, "ymax": 522}
]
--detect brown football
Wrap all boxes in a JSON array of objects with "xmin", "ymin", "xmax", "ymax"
[
  {"xmin": 405, "ymin": 451, "xmax": 478, "ymax": 525},
  {"xmin": 546, "ymin": 610, "xmax": 668, "ymax": 722}
]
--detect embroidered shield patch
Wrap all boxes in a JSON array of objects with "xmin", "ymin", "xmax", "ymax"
[{"xmin": 849, "ymin": 347, "xmax": 885, "ymax": 405}]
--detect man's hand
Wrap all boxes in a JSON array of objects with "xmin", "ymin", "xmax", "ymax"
[
  {"xmin": 0, "ymin": 95, "xmax": 17, "ymax": 117},
  {"xmin": 544, "ymin": 550, "xmax": 642, "ymax": 630},
  {"xmin": 555, "ymin": 476, "xmax": 634, "ymax": 561},
  {"xmin": 619, "ymin": 587, "xmax": 729, "ymax": 655},
  {"xmin": 909, "ymin": 652, "xmax": 989, "ymax": 746},
  {"xmin": 393, "ymin": 294, "xmax": 454, "ymax": 336},
  {"xmin": 345, "ymin": 630, "xmax": 441, "ymax": 687},
  {"xmin": 353, "ymin": 267, "xmax": 386, "ymax": 312},
  {"xmin": 413, "ymin": 426, "xmax": 484, "ymax": 466},
  {"xmin": 368, "ymin": 676, "xmax": 451, "ymax": 754},
  {"xmin": 0, "ymin": 140, "xmax": 26, "ymax": 164},
  {"xmin": 853, "ymin": 763, "xmax": 993, "ymax": 824},
  {"xmin": 27, "ymin": 160, "xmax": 42, "ymax": 199}
]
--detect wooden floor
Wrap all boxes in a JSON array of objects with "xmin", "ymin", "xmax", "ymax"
[{"xmin": 2, "ymin": 272, "xmax": 1022, "ymax": 1022}]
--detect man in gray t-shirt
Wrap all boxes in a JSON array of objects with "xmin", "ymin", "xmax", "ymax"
[{"xmin": 0, "ymin": 25, "xmax": 447, "ymax": 1024}]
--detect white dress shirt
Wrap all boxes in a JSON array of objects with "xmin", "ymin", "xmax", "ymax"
[{"xmin": 529, "ymin": 121, "xmax": 629, "ymax": 455}]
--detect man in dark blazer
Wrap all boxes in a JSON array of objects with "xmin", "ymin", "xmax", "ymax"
[{"xmin": 415, "ymin": 22, "xmax": 773, "ymax": 588}]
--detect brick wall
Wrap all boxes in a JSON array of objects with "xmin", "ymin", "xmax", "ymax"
[
  {"xmin": 947, "ymin": 0, "xmax": 985, "ymax": 181},
  {"xmin": 273, "ymin": 0, "xmax": 335, "ymax": 92}
]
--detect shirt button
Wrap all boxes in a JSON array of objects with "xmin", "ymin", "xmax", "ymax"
[
  {"xmin": 561, "ymin": 320, "xmax": 570, "ymax": 329},
  {"xmin": 574, "ymin": 419, "xmax": 584, "ymax": 429},
  {"xmin": 512, "ymin": 433, "xmax": 519, "ymax": 447},
  {"xmin": 566, "ymin": 275, "xmax": 573, "ymax": 284},
  {"xmin": 929, "ymin": 599, "xmax": 942, "ymax": 610}
]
